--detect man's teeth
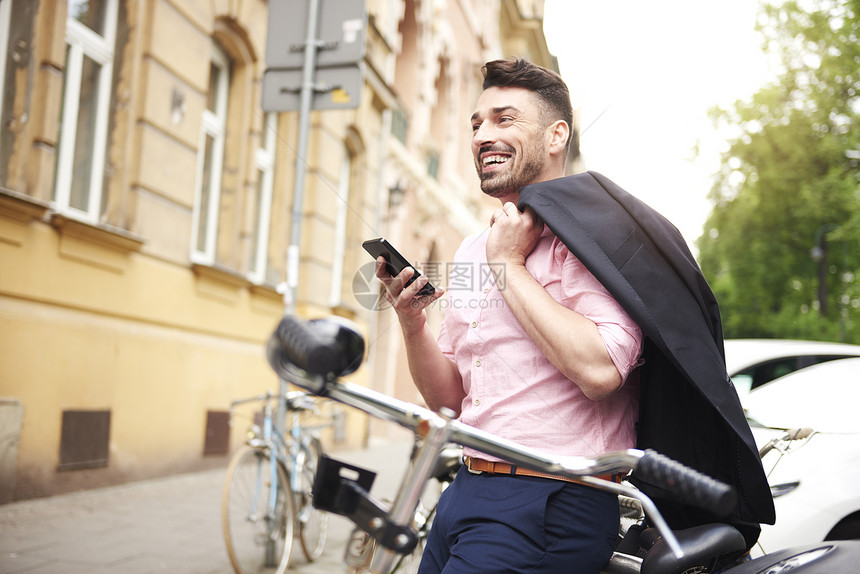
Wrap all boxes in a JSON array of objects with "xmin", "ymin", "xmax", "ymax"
[{"xmin": 482, "ymin": 155, "xmax": 509, "ymax": 166}]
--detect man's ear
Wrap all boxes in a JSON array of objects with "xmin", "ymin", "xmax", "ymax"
[{"xmin": 547, "ymin": 120, "xmax": 570, "ymax": 156}]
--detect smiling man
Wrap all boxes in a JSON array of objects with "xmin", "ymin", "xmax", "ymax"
[{"xmin": 376, "ymin": 59, "xmax": 643, "ymax": 573}]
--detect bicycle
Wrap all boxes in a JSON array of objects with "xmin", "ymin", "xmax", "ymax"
[
  {"xmin": 266, "ymin": 314, "xmax": 860, "ymax": 574},
  {"xmin": 221, "ymin": 389, "xmax": 329, "ymax": 574}
]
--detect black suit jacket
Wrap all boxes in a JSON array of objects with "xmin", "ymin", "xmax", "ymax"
[{"xmin": 518, "ymin": 171, "xmax": 775, "ymax": 547}]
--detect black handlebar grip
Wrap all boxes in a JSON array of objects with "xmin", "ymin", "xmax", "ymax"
[
  {"xmin": 636, "ymin": 449, "xmax": 737, "ymax": 517},
  {"xmin": 268, "ymin": 314, "xmax": 338, "ymax": 379}
]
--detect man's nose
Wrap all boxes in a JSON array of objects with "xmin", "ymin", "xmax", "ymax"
[{"xmin": 473, "ymin": 121, "xmax": 495, "ymax": 145}]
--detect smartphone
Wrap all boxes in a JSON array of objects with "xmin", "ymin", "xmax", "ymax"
[{"xmin": 362, "ymin": 237, "xmax": 436, "ymax": 297}]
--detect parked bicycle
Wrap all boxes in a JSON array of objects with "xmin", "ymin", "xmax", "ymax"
[
  {"xmin": 221, "ymin": 389, "xmax": 329, "ymax": 574},
  {"xmin": 266, "ymin": 314, "xmax": 860, "ymax": 574}
]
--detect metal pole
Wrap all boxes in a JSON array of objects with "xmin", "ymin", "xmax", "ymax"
[
  {"xmin": 280, "ymin": 0, "xmax": 321, "ymax": 430},
  {"xmin": 285, "ymin": 0, "xmax": 322, "ymax": 313}
]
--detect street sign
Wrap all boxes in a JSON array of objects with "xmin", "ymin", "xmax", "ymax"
[
  {"xmin": 265, "ymin": 0, "xmax": 366, "ymax": 69},
  {"xmin": 262, "ymin": 0, "xmax": 366, "ymax": 112},
  {"xmin": 261, "ymin": 64, "xmax": 363, "ymax": 112}
]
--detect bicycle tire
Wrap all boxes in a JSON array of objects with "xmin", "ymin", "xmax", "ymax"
[
  {"xmin": 296, "ymin": 436, "xmax": 328, "ymax": 561},
  {"xmin": 222, "ymin": 445, "xmax": 295, "ymax": 574}
]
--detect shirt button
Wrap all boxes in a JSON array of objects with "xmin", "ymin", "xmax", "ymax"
[
  {"xmin": 474, "ymin": 399, "xmax": 481, "ymax": 406},
  {"xmin": 475, "ymin": 359, "xmax": 482, "ymax": 367},
  {"xmin": 471, "ymin": 321, "xmax": 477, "ymax": 328},
  {"xmin": 483, "ymin": 288, "xmax": 490, "ymax": 293}
]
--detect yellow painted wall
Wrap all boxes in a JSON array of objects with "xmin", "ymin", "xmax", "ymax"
[{"xmin": 0, "ymin": 215, "xmax": 371, "ymax": 499}]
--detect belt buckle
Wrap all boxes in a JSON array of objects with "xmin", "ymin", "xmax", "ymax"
[{"xmin": 465, "ymin": 457, "xmax": 483, "ymax": 475}]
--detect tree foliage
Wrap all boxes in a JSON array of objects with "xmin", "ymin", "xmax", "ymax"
[{"xmin": 698, "ymin": 0, "xmax": 860, "ymax": 343}]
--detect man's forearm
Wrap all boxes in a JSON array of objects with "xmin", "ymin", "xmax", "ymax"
[
  {"xmin": 499, "ymin": 264, "xmax": 622, "ymax": 400},
  {"xmin": 401, "ymin": 320, "xmax": 465, "ymax": 414}
]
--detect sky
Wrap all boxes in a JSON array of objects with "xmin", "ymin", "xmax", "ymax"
[{"xmin": 543, "ymin": 0, "xmax": 777, "ymax": 247}]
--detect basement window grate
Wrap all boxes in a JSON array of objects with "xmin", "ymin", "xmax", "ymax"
[
  {"xmin": 204, "ymin": 410, "xmax": 230, "ymax": 455},
  {"xmin": 58, "ymin": 410, "xmax": 111, "ymax": 471}
]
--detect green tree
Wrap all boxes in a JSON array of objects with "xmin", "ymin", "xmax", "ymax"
[{"xmin": 698, "ymin": 0, "xmax": 860, "ymax": 343}]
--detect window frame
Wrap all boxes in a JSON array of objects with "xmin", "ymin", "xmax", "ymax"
[
  {"xmin": 0, "ymin": 0, "xmax": 11, "ymax": 140},
  {"xmin": 53, "ymin": 0, "xmax": 118, "ymax": 223},
  {"xmin": 329, "ymin": 144, "xmax": 352, "ymax": 306},
  {"xmin": 248, "ymin": 112, "xmax": 277, "ymax": 284},
  {"xmin": 190, "ymin": 43, "xmax": 230, "ymax": 266}
]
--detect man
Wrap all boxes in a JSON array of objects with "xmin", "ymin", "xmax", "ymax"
[{"xmin": 376, "ymin": 58, "xmax": 643, "ymax": 573}]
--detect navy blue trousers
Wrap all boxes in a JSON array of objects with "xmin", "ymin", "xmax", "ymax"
[{"xmin": 418, "ymin": 467, "xmax": 619, "ymax": 574}]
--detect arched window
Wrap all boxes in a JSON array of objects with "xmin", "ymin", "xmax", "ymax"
[
  {"xmin": 428, "ymin": 57, "xmax": 450, "ymax": 180},
  {"xmin": 191, "ymin": 43, "xmax": 230, "ymax": 264},
  {"xmin": 329, "ymin": 141, "xmax": 355, "ymax": 306},
  {"xmin": 248, "ymin": 112, "xmax": 277, "ymax": 284}
]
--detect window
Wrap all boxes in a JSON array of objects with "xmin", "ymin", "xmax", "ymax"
[
  {"xmin": 248, "ymin": 113, "xmax": 276, "ymax": 284},
  {"xmin": 191, "ymin": 44, "xmax": 230, "ymax": 265},
  {"xmin": 53, "ymin": 0, "xmax": 118, "ymax": 222},
  {"xmin": 329, "ymin": 143, "xmax": 353, "ymax": 306},
  {"xmin": 0, "ymin": 0, "xmax": 11, "ymax": 176},
  {"xmin": 732, "ymin": 354, "xmax": 858, "ymax": 395}
]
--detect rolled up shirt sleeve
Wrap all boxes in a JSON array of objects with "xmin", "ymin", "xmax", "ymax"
[{"xmin": 557, "ymin": 240, "xmax": 643, "ymax": 382}]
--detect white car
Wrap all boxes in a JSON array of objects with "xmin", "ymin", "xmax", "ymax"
[
  {"xmin": 737, "ymin": 357, "xmax": 860, "ymax": 556},
  {"xmin": 724, "ymin": 338, "xmax": 860, "ymax": 399}
]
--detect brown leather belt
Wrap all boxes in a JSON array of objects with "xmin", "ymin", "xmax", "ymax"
[{"xmin": 464, "ymin": 457, "xmax": 625, "ymax": 484}]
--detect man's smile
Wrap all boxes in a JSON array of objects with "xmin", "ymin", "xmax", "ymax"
[
  {"xmin": 478, "ymin": 146, "xmax": 514, "ymax": 174},
  {"xmin": 482, "ymin": 154, "xmax": 510, "ymax": 167}
]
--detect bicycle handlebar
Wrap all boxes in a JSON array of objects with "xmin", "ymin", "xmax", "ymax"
[
  {"xmin": 229, "ymin": 390, "xmax": 320, "ymax": 415},
  {"xmin": 266, "ymin": 315, "xmax": 739, "ymax": 566},
  {"xmin": 316, "ymin": 377, "xmax": 735, "ymax": 515},
  {"xmin": 757, "ymin": 426, "xmax": 815, "ymax": 458},
  {"xmin": 636, "ymin": 450, "xmax": 737, "ymax": 515}
]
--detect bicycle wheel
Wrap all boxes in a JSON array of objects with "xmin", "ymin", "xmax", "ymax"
[
  {"xmin": 222, "ymin": 445, "xmax": 295, "ymax": 574},
  {"xmin": 296, "ymin": 436, "xmax": 328, "ymax": 561}
]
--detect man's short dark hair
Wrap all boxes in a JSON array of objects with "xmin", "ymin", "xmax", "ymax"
[{"xmin": 481, "ymin": 58, "xmax": 573, "ymax": 150}]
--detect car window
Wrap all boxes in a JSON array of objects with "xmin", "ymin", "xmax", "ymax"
[
  {"xmin": 743, "ymin": 358, "xmax": 860, "ymax": 433},
  {"xmin": 732, "ymin": 355, "xmax": 856, "ymax": 394}
]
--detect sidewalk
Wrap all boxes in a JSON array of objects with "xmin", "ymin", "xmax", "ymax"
[{"xmin": 0, "ymin": 434, "xmax": 417, "ymax": 574}]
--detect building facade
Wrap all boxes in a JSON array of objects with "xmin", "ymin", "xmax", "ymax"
[{"xmin": 0, "ymin": 0, "xmax": 566, "ymax": 502}]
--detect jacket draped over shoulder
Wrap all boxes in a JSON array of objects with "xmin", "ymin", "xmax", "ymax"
[{"xmin": 518, "ymin": 171, "xmax": 775, "ymax": 549}]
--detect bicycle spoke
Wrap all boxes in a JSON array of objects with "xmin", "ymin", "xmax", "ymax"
[{"xmin": 222, "ymin": 446, "xmax": 295, "ymax": 574}]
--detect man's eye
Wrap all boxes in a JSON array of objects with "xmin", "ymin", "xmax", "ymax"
[
  {"xmin": 499, "ymin": 116, "xmax": 513, "ymax": 124},
  {"xmin": 471, "ymin": 123, "xmax": 480, "ymax": 131}
]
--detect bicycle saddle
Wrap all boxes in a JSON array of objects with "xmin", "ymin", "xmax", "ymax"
[
  {"xmin": 268, "ymin": 315, "xmax": 366, "ymax": 389},
  {"xmin": 640, "ymin": 523, "xmax": 747, "ymax": 574}
]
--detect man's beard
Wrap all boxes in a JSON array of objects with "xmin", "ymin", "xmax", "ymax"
[{"xmin": 477, "ymin": 141, "xmax": 546, "ymax": 198}]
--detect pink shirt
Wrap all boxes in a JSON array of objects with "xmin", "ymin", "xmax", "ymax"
[{"xmin": 437, "ymin": 226, "xmax": 643, "ymax": 461}]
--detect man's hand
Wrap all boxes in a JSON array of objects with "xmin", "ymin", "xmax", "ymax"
[
  {"xmin": 375, "ymin": 258, "xmax": 445, "ymax": 334},
  {"xmin": 374, "ymin": 256, "xmax": 462, "ymax": 413},
  {"xmin": 486, "ymin": 203, "xmax": 543, "ymax": 266}
]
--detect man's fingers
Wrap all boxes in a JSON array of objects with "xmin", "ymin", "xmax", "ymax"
[
  {"xmin": 521, "ymin": 206, "xmax": 542, "ymax": 228},
  {"xmin": 490, "ymin": 208, "xmax": 504, "ymax": 226}
]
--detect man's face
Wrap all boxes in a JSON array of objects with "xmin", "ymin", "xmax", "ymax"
[{"xmin": 470, "ymin": 86, "xmax": 550, "ymax": 200}]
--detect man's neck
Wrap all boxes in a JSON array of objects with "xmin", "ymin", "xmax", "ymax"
[{"xmin": 498, "ymin": 170, "xmax": 566, "ymax": 205}]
